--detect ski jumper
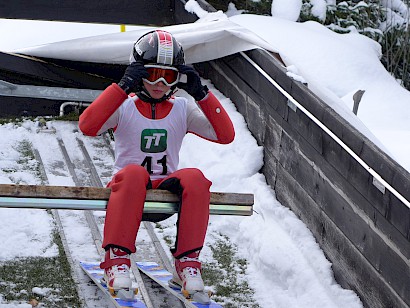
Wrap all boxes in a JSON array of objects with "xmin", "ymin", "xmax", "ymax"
[{"xmin": 79, "ymin": 83, "xmax": 235, "ymax": 259}]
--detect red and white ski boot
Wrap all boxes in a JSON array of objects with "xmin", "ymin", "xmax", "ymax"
[
  {"xmin": 169, "ymin": 251, "xmax": 211, "ymax": 304},
  {"xmin": 100, "ymin": 247, "xmax": 134, "ymax": 298}
]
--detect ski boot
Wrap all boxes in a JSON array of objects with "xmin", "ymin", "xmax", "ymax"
[
  {"xmin": 100, "ymin": 247, "xmax": 137, "ymax": 300},
  {"xmin": 169, "ymin": 252, "xmax": 211, "ymax": 304}
]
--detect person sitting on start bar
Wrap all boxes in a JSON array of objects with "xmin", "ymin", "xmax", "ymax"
[{"xmin": 79, "ymin": 29, "xmax": 235, "ymax": 297}]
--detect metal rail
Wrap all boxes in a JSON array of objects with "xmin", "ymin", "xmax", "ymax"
[
  {"xmin": 31, "ymin": 147, "xmax": 87, "ymax": 307},
  {"xmin": 18, "ymin": 121, "xmax": 243, "ymax": 306},
  {"xmin": 0, "ymin": 79, "xmax": 101, "ymax": 101},
  {"xmin": 0, "ymin": 196, "xmax": 252, "ymax": 215},
  {"xmin": 75, "ymin": 136, "xmax": 156, "ymax": 308},
  {"xmin": 32, "ymin": 129, "xmax": 165, "ymax": 307},
  {"xmin": 57, "ymin": 137, "xmax": 103, "ymax": 258}
]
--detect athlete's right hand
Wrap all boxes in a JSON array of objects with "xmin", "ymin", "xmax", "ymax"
[{"xmin": 117, "ymin": 61, "xmax": 149, "ymax": 94}]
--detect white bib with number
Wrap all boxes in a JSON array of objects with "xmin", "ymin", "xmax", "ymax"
[{"xmin": 113, "ymin": 97, "xmax": 187, "ymax": 179}]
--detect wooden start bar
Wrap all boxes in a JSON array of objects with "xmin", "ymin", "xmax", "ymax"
[{"xmin": 0, "ymin": 184, "xmax": 254, "ymax": 216}]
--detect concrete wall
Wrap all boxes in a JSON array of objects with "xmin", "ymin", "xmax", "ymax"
[{"xmin": 196, "ymin": 49, "xmax": 410, "ymax": 308}]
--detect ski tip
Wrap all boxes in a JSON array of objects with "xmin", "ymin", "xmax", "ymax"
[
  {"xmin": 192, "ymin": 291, "xmax": 211, "ymax": 304},
  {"xmin": 182, "ymin": 289, "xmax": 211, "ymax": 305},
  {"xmin": 117, "ymin": 288, "xmax": 138, "ymax": 301}
]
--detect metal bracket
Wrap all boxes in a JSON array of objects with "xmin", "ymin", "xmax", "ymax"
[
  {"xmin": 372, "ymin": 176, "xmax": 386, "ymax": 194},
  {"xmin": 287, "ymin": 99, "xmax": 297, "ymax": 112}
]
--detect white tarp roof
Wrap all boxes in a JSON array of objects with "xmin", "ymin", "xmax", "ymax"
[{"xmin": 15, "ymin": 16, "xmax": 275, "ymax": 65}]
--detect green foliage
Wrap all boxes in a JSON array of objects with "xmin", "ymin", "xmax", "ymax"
[
  {"xmin": 381, "ymin": 25, "xmax": 410, "ymax": 89},
  {"xmin": 202, "ymin": 234, "xmax": 259, "ymax": 307},
  {"xmin": 55, "ymin": 112, "xmax": 80, "ymax": 121},
  {"xmin": 300, "ymin": 1, "xmax": 323, "ymax": 23},
  {"xmin": 208, "ymin": 0, "xmax": 271, "ymax": 15},
  {"xmin": 0, "ymin": 252, "xmax": 81, "ymax": 307},
  {"xmin": 321, "ymin": 0, "xmax": 410, "ymax": 90},
  {"xmin": 300, "ymin": 1, "xmax": 386, "ymax": 41},
  {"xmin": 326, "ymin": 2, "xmax": 384, "ymax": 32},
  {"xmin": 0, "ymin": 117, "xmax": 29, "ymax": 125}
]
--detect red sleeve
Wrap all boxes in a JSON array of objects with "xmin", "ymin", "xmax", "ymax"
[
  {"xmin": 197, "ymin": 91, "xmax": 235, "ymax": 144},
  {"xmin": 79, "ymin": 83, "xmax": 127, "ymax": 136}
]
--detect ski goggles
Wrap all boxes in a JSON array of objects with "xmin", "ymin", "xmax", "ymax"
[{"xmin": 143, "ymin": 65, "xmax": 180, "ymax": 86}]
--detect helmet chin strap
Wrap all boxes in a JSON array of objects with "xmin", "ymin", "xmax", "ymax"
[{"xmin": 136, "ymin": 85, "xmax": 177, "ymax": 104}]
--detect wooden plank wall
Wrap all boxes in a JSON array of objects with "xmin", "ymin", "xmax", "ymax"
[
  {"xmin": 196, "ymin": 49, "xmax": 410, "ymax": 308},
  {"xmin": 0, "ymin": 0, "xmax": 175, "ymax": 25}
]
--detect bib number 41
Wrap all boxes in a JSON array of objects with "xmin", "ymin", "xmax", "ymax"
[{"xmin": 141, "ymin": 155, "xmax": 167, "ymax": 175}]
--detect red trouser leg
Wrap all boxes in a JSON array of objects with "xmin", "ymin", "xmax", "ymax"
[
  {"xmin": 102, "ymin": 164, "xmax": 150, "ymax": 253},
  {"xmin": 154, "ymin": 168, "xmax": 212, "ymax": 259}
]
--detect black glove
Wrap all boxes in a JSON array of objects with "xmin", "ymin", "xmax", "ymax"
[
  {"xmin": 177, "ymin": 65, "xmax": 209, "ymax": 101},
  {"xmin": 117, "ymin": 61, "xmax": 149, "ymax": 94}
]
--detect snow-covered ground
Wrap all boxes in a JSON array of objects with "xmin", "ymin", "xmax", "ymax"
[
  {"xmin": 1, "ymin": 1, "xmax": 409, "ymax": 307},
  {"xmin": 0, "ymin": 86, "xmax": 362, "ymax": 308}
]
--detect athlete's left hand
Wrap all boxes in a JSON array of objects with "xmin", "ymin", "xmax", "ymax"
[{"xmin": 177, "ymin": 65, "xmax": 208, "ymax": 101}]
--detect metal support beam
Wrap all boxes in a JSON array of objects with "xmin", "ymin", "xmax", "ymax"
[
  {"xmin": 0, "ymin": 80, "xmax": 101, "ymax": 102},
  {"xmin": 0, "ymin": 197, "xmax": 253, "ymax": 216}
]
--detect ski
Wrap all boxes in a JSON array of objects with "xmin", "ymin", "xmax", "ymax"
[
  {"xmin": 80, "ymin": 261, "xmax": 146, "ymax": 308},
  {"xmin": 136, "ymin": 261, "xmax": 222, "ymax": 308}
]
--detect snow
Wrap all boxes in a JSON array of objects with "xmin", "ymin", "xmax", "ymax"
[
  {"xmin": 0, "ymin": 0, "xmax": 409, "ymax": 307},
  {"xmin": 271, "ymin": 0, "xmax": 302, "ymax": 21},
  {"xmin": 381, "ymin": 0, "xmax": 409, "ymax": 30},
  {"xmin": 0, "ymin": 125, "xmax": 58, "ymax": 261},
  {"xmin": 309, "ymin": 0, "xmax": 328, "ymax": 21},
  {"xmin": 31, "ymin": 287, "xmax": 53, "ymax": 297}
]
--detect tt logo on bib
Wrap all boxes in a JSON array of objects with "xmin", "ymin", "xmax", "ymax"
[{"xmin": 141, "ymin": 129, "xmax": 167, "ymax": 153}]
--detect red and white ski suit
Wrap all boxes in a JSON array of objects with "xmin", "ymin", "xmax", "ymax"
[{"xmin": 79, "ymin": 83, "xmax": 234, "ymax": 259}]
